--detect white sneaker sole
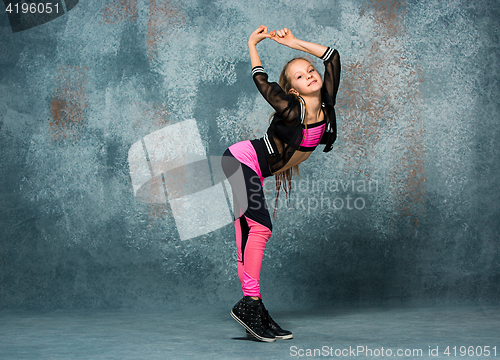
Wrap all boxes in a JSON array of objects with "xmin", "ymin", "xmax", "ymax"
[
  {"xmin": 246, "ymin": 330, "xmax": 293, "ymax": 340},
  {"xmin": 230, "ymin": 310, "xmax": 276, "ymax": 342}
]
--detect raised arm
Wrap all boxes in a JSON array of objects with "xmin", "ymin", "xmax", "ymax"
[
  {"xmin": 270, "ymin": 28, "xmax": 327, "ymax": 58},
  {"xmin": 248, "ymin": 26, "xmax": 299, "ymax": 120},
  {"xmin": 248, "ymin": 25, "xmax": 270, "ymax": 68}
]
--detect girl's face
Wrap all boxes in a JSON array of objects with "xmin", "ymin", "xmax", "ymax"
[{"xmin": 287, "ymin": 59, "xmax": 323, "ymax": 97}]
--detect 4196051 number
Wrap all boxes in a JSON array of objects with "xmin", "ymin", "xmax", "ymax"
[
  {"xmin": 444, "ymin": 346, "xmax": 497, "ymax": 357},
  {"xmin": 5, "ymin": 2, "xmax": 60, "ymax": 14}
]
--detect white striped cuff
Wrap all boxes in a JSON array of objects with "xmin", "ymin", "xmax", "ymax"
[
  {"xmin": 252, "ymin": 66, "xmax": 266, "ymax": 77},
  {"xmin": 320, "ymin": 47, "xmax": 334, "ymax": 62}
]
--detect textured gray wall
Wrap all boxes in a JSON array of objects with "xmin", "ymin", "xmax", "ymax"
[{"xmin": 1, "ymin": 0, "xmax": 499, "ymax": 310}]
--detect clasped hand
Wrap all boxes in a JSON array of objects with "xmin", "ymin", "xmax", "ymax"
[{"xmin": 249, "ymin": 25, "xmax": 295, "ymax": 47}]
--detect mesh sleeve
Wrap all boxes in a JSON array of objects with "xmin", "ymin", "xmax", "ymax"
[
  {"xmin": 320, "ymin": 48, "xmax": 341, "ymax": 103},
  {"xmin": 252, "ymin": 66, "xmax": 299, "ymax": 123}
]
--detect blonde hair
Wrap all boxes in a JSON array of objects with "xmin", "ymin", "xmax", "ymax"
[{"xmin": 271, "ymin": 56, "xmax": 315, "ymax": 219}]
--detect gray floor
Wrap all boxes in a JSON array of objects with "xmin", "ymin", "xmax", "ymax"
[{"xmin": 1, "ymin": 305, "xmax": 498, "ymax": 359}]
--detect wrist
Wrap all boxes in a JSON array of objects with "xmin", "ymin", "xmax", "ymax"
[
  {"xmin": 249, "ymin": 37, "xmax": 263, "ymax": 46},
  {"xmin": 288, "ymin": 37, "xmax": 300, "ymax": 49}
]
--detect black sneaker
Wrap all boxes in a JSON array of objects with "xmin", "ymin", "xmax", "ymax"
[
  {"xmin": 231, "ymin": 297, "xmax": 276, "ymax": 342},
  {"xmin": 246, "ymin": 302, "xmax": 293, "ymax": 340},
  {"xmin": 262, "ymin": 306, "xmax": 293, "ymax": 340}
]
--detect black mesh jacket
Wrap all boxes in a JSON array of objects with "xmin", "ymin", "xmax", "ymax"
[{"xmin": 252, "ymin": 47, "xmax": 341, "ymax": 174}]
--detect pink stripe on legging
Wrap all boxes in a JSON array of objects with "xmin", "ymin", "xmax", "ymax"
[
  {"xmin": 234, "ymin": 214, "xmax": 272, "ymax": 298},
  {"xmin": 228, "ymin": 140, "xmax": 265, "ymax": 186}
]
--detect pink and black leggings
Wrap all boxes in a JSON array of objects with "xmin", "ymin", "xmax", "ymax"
[{"xmin": 221, "ymin": 139, "xmax": 273, "ymax": 299}]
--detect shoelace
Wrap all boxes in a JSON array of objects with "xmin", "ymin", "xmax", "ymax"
[
  {"xmin": 257, "ymin": 303, "xmax": 271, "ymax": 330},
  {"xmin": 263, "ymin": 308, "xmax": 280, "ymax": 330}
]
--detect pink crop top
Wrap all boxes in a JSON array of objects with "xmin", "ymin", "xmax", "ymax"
[{"xmin": 299, "ymin": 119, "xmax": 327, "ymax": 152}]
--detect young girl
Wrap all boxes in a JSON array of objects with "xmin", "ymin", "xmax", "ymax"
[{"xmin": 221, "ymin": 25, "xmax": 341, "ymax": 342}]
